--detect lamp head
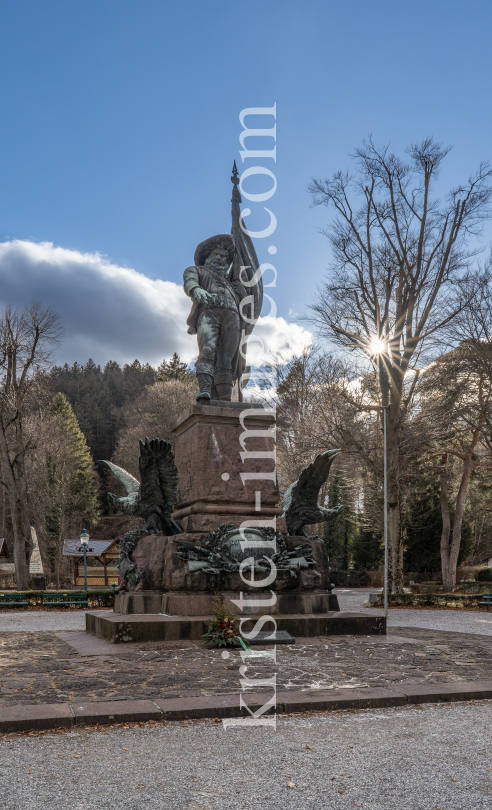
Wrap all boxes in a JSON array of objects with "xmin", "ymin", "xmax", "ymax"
[{"xmin": 79, "ymin": 529, "xmax": 89, "ymax": 547}]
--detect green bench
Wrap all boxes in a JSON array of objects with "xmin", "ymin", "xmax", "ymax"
[
  {"xmin": 479, "ymin": 593, "xmax": 492, "ymax": 611},
  {"xmin": 0, "ymin": 592, "xmax": 28, "ymax": 607},
  {"xmin": 42, "ymin": 591, "xmax": 89, "ymax": 609}
]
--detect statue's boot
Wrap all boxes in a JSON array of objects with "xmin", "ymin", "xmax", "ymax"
[
  {"xmin": 196, "ymin": 372, "xmax": 213, "ymax": 402},
  {"xmin": 214, "ymin": 375, "xmax": 233, "ymax": 401}
]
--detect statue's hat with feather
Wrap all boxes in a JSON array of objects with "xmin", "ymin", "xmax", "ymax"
[{"xmin": 194, "ymin": 234, "xmax": 235, "ymax": 268}]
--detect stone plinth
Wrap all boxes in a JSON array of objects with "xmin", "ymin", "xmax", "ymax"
[
  {"xmin": 170, "ymin": 403, "xmax": 281, "ymax": 533},
  {"xmin": 114, "ymin": 591, "xmax": 163, "ymax": 615},
  {"xmin": 161, "ymin": 590, "xmax": 339, "ymax": 616},
  {"xmin": 30, "ymin": 575, "xmax": 47, "ymax": 590},
  {"xmin": 86, "ymin": 610, "xmax": 386, "ymax": 644},
  {"xmin": 113, "ymin": 589, "xmax": 340, "ymax": 616}
]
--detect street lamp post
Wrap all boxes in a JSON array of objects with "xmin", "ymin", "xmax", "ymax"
[
  {"xmin": 367, "ymin": 336, "xmax": 389, "ymax": 621},
  {"xmin": 383, "ymin": 406, "xmax": 388, "ymax": 621},
  {"xmin": 77, "ymin": 529, "xmax": 93, "ymax": 592},
  {"xmin": 367, "ymin": 404, "xmax": 389, "ymax": 620}
]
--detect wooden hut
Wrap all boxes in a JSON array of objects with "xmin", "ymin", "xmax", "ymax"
[{"xmin": 62, "ymin": 538, "xmax": 120, "ymax": 587}]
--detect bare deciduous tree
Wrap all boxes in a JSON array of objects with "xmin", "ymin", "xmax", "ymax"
[
  {"xmin": 309, "ymin": 137, "xmax": 492, "ymax": 591},
  {"xmin": 0, "ymin": 302, "xmax": 62, "ymax": 589},
  {"xmin": 112, "ymin": 378, "xmax": 197, "ymax": 478},
  {"xmin": 418, "ymin": 275, "xmax": 492, "ymax": 587}
]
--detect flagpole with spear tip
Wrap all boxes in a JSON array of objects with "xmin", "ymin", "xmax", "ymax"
[{"xmin": 229, "ymin": 159, "xmax": 263, "ymax": 402}]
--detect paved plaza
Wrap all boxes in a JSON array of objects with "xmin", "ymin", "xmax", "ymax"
[
  {"xmin": 1, "ymin": 589, "xmax": 492, "ymax": 710},
  {"xmin": 1, "ymin": 625, "xmax": 492, "ymax": 708},
  {"xmin": 0, "ymin": 610, "xmax": 86, "ymax": 632}
]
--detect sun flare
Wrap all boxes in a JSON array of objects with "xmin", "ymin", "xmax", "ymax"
[{"xmin": 369, "ymin": 336, "xmax": 387, "ymax": 355}]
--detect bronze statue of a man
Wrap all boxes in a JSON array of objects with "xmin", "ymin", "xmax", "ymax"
[
  {"xmin": 183, "ymin": 163, "xmax": 263, "ymax": 403},
  {"xmin": 184, "ymin": 234, "xmax": 248, "ymax": 401}
]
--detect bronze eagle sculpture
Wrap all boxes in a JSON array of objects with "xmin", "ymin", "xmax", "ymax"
[
  {"xmin": 102, "ymin": 437, "xmax": 183, "ymax": 536},
  {"xmin": 282, "ymin": 449, "xmax": 343, "ymax": 536},
  {"xmin": 101, "ymin": 438, "xmax": 183, "ymax": 591}
]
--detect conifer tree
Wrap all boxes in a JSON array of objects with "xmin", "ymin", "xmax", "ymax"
[
  {"xmin": 351, "ymin": 480, "xmax": 384, "ymax": 571},
  {"xmin": 352, "ymin": 526, "xmax": 383, "ymax": 571},
  {"xmin": 44, "ymin": 393, "xmax": 100, "ymax": 584},
  {"xmin": 403, "ymin": 475, "xmax": 473, "ymax": 576},
  {"xmin": 155, "ymin": 353, "xmax": 190, "ymax": 382},
  {"xmin": 323, "ymin": 473, "xmax": 354, "ymax": 570},
  {"xmin": 49, "ymin": 358, "xmax": 156, "ymax": 459},
  {"xmin": 403, "ymin": 478, "xmax": 442, "ymax": 574}
]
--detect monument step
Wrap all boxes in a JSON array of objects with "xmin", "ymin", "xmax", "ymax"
[{"xmin": 86, "ymin": 610, "xmax": 386, "ymax": 644}]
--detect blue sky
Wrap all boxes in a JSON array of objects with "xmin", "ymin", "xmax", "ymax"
[{"xmin": 0, "ymin": 0, "xmax": 491, "ymax": 366}]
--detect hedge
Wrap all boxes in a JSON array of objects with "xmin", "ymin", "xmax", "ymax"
[
  {"xmin": 331, "ymin": 570, "xmax": 370, "ymax": 587},
  {"xmin": 475, "ymin": 568, "xmax": 492, "ymax": 582},
  {"xmin": 0, "ymin": 589, "xmax": 115, "ymax": 608},
  {"xmin": 373, "ymin": 592, "xmax": 489, "ymax": 609}
]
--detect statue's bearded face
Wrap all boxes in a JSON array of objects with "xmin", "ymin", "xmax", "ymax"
[{"xmin": 204, "ymin": 247, "xmax": 230, "ymax": 275}]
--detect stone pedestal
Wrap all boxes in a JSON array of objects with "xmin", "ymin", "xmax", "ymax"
[
  {"xmin": 160, "ymin": 590, "xmax": 339, "ymax": 616},
  {"xmin": 30, "ymin": 575, "xmax": 47, "ymax": 590},
  {"xmin": 170, "ymin": 403, "xmax": 282, "ymax": 533},
  {"xmin": 113, "ymin": 591, "xmax": 163, "ymax": 615}
]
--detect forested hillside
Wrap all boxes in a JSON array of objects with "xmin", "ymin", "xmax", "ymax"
[
  {"xmin": 47, "ymin": 353, "xmax": 193, "ymax": 461},
  {"xmin": 48, "ymin": 359, "xmax": 157, "ymax": 461}
]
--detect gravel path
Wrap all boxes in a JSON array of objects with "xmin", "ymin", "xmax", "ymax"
[
  {"xmin": 336, "ymin": 588, "xmax": 492, "ymax": 636},
  {"xmin": 390, "ymin": 609, "xmax": 492, "ymax": 635},
  {"xmin": 0, "ymin": 611, "xmax": 89, "ymax": 631},
  {"xmin": 1, "ymin": 701, "xmax": 491, "ymax": 809}
]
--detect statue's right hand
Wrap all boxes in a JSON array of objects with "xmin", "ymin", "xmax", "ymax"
[{"xmin": 193, "ymin": 288, "xmax": 213, "ymax": 304}]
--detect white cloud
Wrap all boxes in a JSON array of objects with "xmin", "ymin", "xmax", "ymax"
[
  {"xmin": 0, "ymin": 240, "xmax": 312, "ymax": 369},
  {"xmin": 249, "ymin": 315, "xmax": 312, "ymax": 366},
  {"xmin": 0, "ymin": 240, "xmax": 194, "ymax": 366}
]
